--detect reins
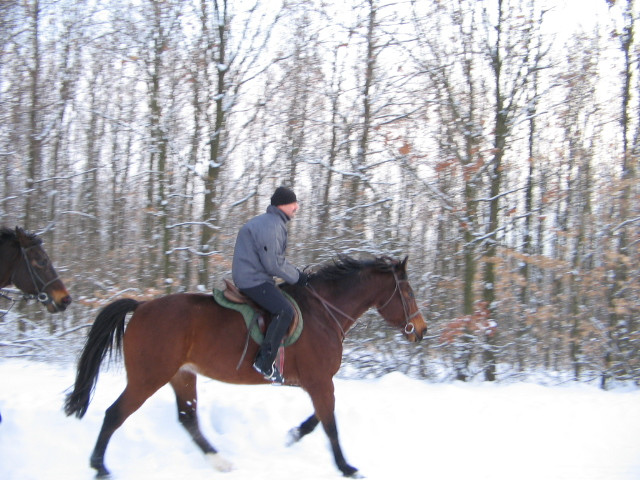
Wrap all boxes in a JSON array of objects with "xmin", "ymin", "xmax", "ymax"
[
  {"xmin": 0, "ymin": 288, "xmax": 18, "ymax": 318},
  {"xmin": 306, "ymin": 285, "xmax": 352, "ymax": 340}
]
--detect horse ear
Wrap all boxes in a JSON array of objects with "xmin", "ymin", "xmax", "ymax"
[
  {"xmin": 15, "ymin": 226, "xmax": 29, "ymax": 246},
  {"xmin": 401, "ymin": 256, "xmax": 408, "ymax": 269}
]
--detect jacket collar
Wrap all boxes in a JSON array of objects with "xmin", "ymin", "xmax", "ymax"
[{"xmin": 266, "ymin": 204, "xmax": 290, "ymax": 222}]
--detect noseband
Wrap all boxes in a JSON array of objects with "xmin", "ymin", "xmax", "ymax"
[{"xmin": 10, "ymin": 245, "xmax": 60, "ymax": 307}]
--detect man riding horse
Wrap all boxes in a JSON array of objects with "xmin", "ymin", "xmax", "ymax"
[{"xmin": 231, "ymin": 186, "xmax": 309, "ymax": 383}]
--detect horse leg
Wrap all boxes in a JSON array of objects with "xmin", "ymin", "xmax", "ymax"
[
  {"xmin": 90, "ymin": 385, "xmax": 152, "ymax": 477},
  {"xmin": 286, "ymin": 414, "xmax": 319, "ymax": 446},
  {"xmin": 169, "ymin": 369, "xmax": 233, "ymax": 472},
  {"xmin": 307, "ymin": 383, "xmax": 359, "ymax": 478}
]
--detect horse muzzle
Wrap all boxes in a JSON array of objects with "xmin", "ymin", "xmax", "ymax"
[
  {"xmin": 44, "ymin": 290, "xmax": 72, "ymax": 313},
  {"xmin": 404, "ymin": 314, "xmax": 427, "ymax": 342}
]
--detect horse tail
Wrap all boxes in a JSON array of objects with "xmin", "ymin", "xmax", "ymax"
[{"xmin": 64, "ymin": 298, "xmax": 140, "ymax": 419}]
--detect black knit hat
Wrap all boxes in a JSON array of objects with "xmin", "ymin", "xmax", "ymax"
[{"xmin": 271, "ymin": 186, "xmax": 297, "ymax": 206}]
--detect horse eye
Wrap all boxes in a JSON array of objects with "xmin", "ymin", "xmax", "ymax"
[{"xmin": 33, "ymin": 256, "xmax": 48, "ymax": 268}]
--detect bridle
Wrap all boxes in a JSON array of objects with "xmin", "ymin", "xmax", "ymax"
[
  {"xmin": 306, "ymin": 269, "xmax": 420, "ymax": 340},
  {"xmin": 9, "ymin": 244, "xmax": 60, "ymax": 308},
  {"xmin": 376, "ymin": 270, "xmax": 421, "ymax": 336}
]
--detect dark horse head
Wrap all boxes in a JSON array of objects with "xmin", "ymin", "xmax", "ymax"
[
  {"xmin": 305, "ymin": 255, "xmax": 428, "ymax": 342},
  {"xmin": 0, "ymin": 226, "xmax": 72, "ymax": 313},
  {"xmin": 373, "ymin": 255, "xmax": 428, "ymax": 342}
]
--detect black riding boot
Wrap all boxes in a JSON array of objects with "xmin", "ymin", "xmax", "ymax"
[{"xmin": 253, "ymin": 313, "xmax": 292, "ymax": 383}]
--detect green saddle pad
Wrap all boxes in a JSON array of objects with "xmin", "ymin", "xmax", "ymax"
[{"xmin": 212, "ymin": 288, "xmax": 303, "ymax": 347}]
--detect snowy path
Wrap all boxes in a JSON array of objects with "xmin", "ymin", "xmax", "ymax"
[{"xmin": 0, "ymin": 360, "xmax": 639, "ymax": 480}]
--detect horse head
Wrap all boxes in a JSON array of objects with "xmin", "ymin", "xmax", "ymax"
[
  {"xmin": 10, "ymin": 227, "xmax": 72, "ymax": 313},
  {"xmin": 375, "ymin": 256, "xmax": 427, "ymax": 342}
]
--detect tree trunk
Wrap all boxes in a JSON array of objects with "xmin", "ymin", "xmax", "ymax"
[{"xmin": 198, "ymin": 0, "xmax": 227, "ymax": 288}]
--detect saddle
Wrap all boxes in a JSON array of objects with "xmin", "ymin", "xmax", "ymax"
[{"xmin": 213, "ymin": 279, "xmax": 303, "ymax": 347}]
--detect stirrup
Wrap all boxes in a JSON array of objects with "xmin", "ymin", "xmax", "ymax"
[{"xmin": 253, "ymin": 361, "xmax": 284, "ymax": 384}]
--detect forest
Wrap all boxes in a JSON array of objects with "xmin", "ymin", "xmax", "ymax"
[{"xmin": 1, "ymin": 0, "xmax": 639, "ymax": 388}]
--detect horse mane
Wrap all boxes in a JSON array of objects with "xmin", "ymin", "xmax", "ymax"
[
  {"xmin": 0, "ymin": 227, "xmax": 41, "ymax": 247},
  {"xmin": 284, "ymin": 255, "xmax": 402, "ymax": 314},
  {"xmin": 310, "ymin": 255, "xmax": 400, "ymax": 284},
  {"xmin": 0, "ymin": 227, "xmax": 17, "ymax": 246}
]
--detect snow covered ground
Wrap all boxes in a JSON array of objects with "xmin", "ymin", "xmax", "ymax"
[{"xmin": 1, "ymin": 359, "xmax": 639, "ymax": 480}]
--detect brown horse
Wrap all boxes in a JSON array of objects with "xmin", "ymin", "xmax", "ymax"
[
  {"xmin": 0, "ymin": 226, "xmax": 71, "ymax": 313},
  {"xmin": 0, "ymin": 226, "xmax": 71, "ymax": 425},
  {"xmin": 65, "ymin": 255, "xmax": 427, "ymax": 478}
]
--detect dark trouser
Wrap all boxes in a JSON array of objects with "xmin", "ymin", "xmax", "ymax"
[{"xmin": 241, "ymin": 282, "xmax": 294, "ymax": 371}]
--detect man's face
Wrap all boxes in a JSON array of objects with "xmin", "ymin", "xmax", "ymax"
[{"xmin": 278, "ymin": 202, "xmax": 299, "ymax": 218}]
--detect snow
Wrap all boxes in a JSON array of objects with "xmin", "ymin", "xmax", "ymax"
[{"xmin": 1, "ymin": 359, "xmax": 639, "ymax": 480}]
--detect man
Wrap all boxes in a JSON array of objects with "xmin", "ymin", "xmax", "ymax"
[{"xmin": 232, "ymin": 186, "xmax": 308, "ymax": 383}]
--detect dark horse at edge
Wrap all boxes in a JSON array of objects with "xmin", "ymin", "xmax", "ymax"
[
  {"xmin": 64, "ymin": 256, "xmax": 427, "ymax": 477},
  {"xmin": 0, "ymin": 226, "xmax": 72, "ymax": 424},
  {"xmin": 0, "ymin": 226, "xmax": 71, "ymax": 313}
]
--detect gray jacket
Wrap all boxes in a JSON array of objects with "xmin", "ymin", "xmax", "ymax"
[{"xmin": 232, "ymin": 205, "xmax": 300, "ymax": 289}]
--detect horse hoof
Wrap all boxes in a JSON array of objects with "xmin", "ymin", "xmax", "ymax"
[
  {"xmin": 90, "ymin": 457, "xmax": 110, "ymax": 478},
  {"xmin": 94, "ymin": 468, "xmax": 111, "ymax": 479},
  {"xmin": 285, "ymin": 427, "xmax": 301, "ymax": 446},
  {"xmin": 206, "ymin": 452, "xmax": 234, "ymax": 472},
  {"xmin": 343, "ymin": 466, "xmax": 363, "ymax": 478}
]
